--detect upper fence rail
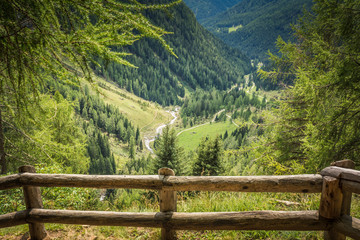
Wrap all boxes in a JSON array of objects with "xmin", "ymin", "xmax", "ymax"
[{"xmin": 0, "ymin": 172, "xmax": 323, "ymax": 193}]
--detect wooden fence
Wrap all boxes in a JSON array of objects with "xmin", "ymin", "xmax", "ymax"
[{"xmin": 0, "ymin": 160, "xmax": 359, "ymax": 240}]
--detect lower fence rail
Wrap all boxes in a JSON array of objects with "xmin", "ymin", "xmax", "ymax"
[{"xmin": 1, "ymin": 209, "xmax": 330, "ymax": 231}]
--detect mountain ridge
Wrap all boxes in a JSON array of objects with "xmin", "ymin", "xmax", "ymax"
[
  {"xmin": 200, "ymin": 0, "xmax": 313, "ymax": 60},
  {"xmin": 93, "ymin": 1, "xmax": 252, "ymax": 106}
]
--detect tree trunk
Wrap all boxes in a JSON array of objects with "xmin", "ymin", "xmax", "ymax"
[{"xmin": 0, "ymin": 109, "xmax": 6, "ymax": 174}]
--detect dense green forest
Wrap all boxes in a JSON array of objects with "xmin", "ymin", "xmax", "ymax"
[
  {"xmin": 96, "ymin": 1, "xmax": 251, "ymax": 105},
  {"xmin": 201, "ymin": 0, "xmax": 313, "ymax": 60},
  {"xmin": 256, "ymin": 0, "xmax": 360, "ymax": 173},
  {"xmin": 0, "ymin": 0, "xmax": 181, "ymax": 175},
  {"xmin": 183, "ymin": 0, "xmax": 242, "ymax": 22},
  {"xmin": 180, "ymin": 87, "xmax": 265, "ymax": 125}
]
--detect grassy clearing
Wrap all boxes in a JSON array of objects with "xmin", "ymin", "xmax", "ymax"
[
  {"xmin": 228, "ymin": 24, "xmax": 243, "ymax": 33},
  {"xmin": 177, "ymin": 120, "xmax": 237, "ymax": 152},
  {"xmin": 93, "ymin": 77, "xmax": 173, "ymax": 136}
]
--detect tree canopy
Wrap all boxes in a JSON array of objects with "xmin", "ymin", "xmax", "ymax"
[
  {"xmin": 259, "ymin": 0, "xmax": 360, "ymax": 172},
  {"xmin": 0, "ymin": 0, "xmax": 180, "ymax": 174}
]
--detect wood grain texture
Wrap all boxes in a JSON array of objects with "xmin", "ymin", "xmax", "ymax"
[
  {"xmin": 320, "ymin": 176, "xmax": 343, "ymax": 219},
  {"xmin": 0, "ymin": 174, "xmax": 21, "ymax": 190},
  {"xmin": 26, "ymin": 209, "xmax": 329, "ymax": 231},
  {"xmin": 342, "ymin": 180, "xmax": 360, "ymax": 194},
  {"xmin": 19, "ymin": 173, "xmax": 163, "ymax": 189},
  {"xmin": 324, "ymin": 160, "xmax": 355, "ymax": 240},
  {"xmin": 333, "ymin": 215, "xmax": 360, "ymax": 240},
  {"xmin": 321, "ymin": 167, "xmax": 360, "ymax": 183},
  {"xmin": 19, "ymin": 166, "xmax": 48, "ymax": 240},
  {"xmin": 0, "ymin": 210, "xmax": 27, "ymax": 228},
  {"xmin": 162, "ymin": 175, "xmax": 323, "ymax": 193},
  {"xmin": 158, "ymin": 168, "xmax": 177, "ymax": 240},
  {"xmin": 0, "ymin": 172, "xmax": 323, "ymax": 193},
  {"xmin": 331, "ymin": 160, "xmax": 355, "ymax": 169}
]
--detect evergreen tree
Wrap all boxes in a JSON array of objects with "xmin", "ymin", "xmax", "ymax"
[
  {"xmin": 129, "ymin": 136, "xmax": 136, "ymax": 159},
  {"xmin": 259, "ymin": 0, "xmax": 360, "ymax": 172},
  {"xmin": 153, "ymin": 126, "xmax": 183, "ymax": 174},
  {"xmin": 193, "ymin": 136, "xmax": 223, "ymax": 176},
  {"xmin": 0, "ymin": 0, "xmax": 180, "ymax": 174}
]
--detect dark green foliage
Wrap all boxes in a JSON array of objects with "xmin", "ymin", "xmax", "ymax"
[
  {"xmin": 260, "ymin": 0, "xmax": 360, "ymax": 172},
  {"xmin": 0, "ymin": 0, "xmax": 179, "ymax": 174},
  {"xmin": 153, "ymin": 126, "xmax": 183, "ymax": 174},
  {"xmin": 181, "ymin": 88, "xmax": 264, "ymax": 124},
  {"xmin": 183, "ymin": 0, "xmax": 242, "ymax": 23},
  {"xmin": 202, "ymin": 0, "xmax": 313, "ymax": 60},
  {"xmin": 121, "ymin": 155, "xmax": 152, "ymax": 175},
  {"xmin": 193, "ymin": 136, "xmax": 223, "ymax": 176},
  {"xmin": 47, "ymin": 81, "xmax": 138, "ymax": 146},
  {"xmin": 100, "ymin": 2, "xmax": 251, "ymax": 106},
  {"xmin": 87, "ymin": 130, "xmax": 116, "ymax": 175}
]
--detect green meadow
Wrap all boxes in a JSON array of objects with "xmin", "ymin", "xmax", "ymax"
[{"xmin": 177, "ymin": 120, "xmax": 238, "ymax": 152}]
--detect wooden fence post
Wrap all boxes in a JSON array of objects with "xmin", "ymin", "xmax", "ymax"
[
  {"xmin": 321, "ymin": 160, "xmax": 355, "ymax": 240},
  {"xmin": 19, "ymin": 165, "xmax": 47, "ymax": 240},
  {"xmin": 158, "ymin": 168, "xmax": 177, "ymax": 240}
]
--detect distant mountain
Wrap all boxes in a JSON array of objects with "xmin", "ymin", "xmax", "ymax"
[
  {"xmin": 202, "ymin": 0, "xmax": 313, "ymax": 60},
  {"xmin": 183, "ymin": 0, "xmax": 242, "ymax": 23},
  {"xmin": 94, "ymin": 1, "xmax": 251, "ymax": 106}
]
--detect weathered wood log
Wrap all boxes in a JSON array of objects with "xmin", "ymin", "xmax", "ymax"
[
  {"xmin": 331, "ymin": 160, "xmax": 355, "ymax": 169},
  {"xmin": 342, "ymin": 180, "xmax": 360, "ymax": 194},
  {"xmin": 0, "ymin": 210, "xmax": 28, "ymax": 228},
  {"xmin": 332, "ymin": 160, "xmax": 355, "ymax": 216},
  {"xmin": 19, "ymin": 166, "xmax": 47, "ymax": 240},
  {"xmin": 0, "ymin": 174, "xmax": 21, "ymax": 190},
  {"xmin": 162, "ymin": 175, "xmax": 323, "ymax": 193},
  {"xmin": 324, "ymin": 160, "xmax": 355, "ymax": 240},
  {"xmin": 0, "ymin": 172, "xmax": 323, "ymax": 192},
  {"xmin": 333, "ymin": 215, "xmax": 360, "ymax": 240},
  {"xmin": 169, "ymin": 211, "xmax": 330, "ymax": 231},
  {"xmin": 321, "ymin": 167, "xmax": 360, "ymax": 183},
  {"xmin": 19, "ymin": 173, "xmax": 163, "ymax": 189},
  {"xmin": 28, "ymin": 209, "xmax": 163, "ymax": 227},
  {"xmin": 159, "ymin": 168, "xmax": 177, "ymax": 240},
  {"xmin": 26, "ymin": 209, "xmax": 329, "ymax": 231},
  {"xmin": 320, "ymin": 176, "xmax": 343, "ymax": 219}
]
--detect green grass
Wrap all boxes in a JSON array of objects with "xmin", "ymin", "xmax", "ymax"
[
  {"xmin": 228, "ymin": 24, "xmax": 243, "ymax": 33},
  {"xmin": 92, "ymin": 77, "xmax": 173, "ymax": 137},
  {"xmin": 177, "ymin": 120, "xmax": 238, "ymax": 152}
]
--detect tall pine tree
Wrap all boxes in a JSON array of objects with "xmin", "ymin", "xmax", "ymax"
[{"xmin": 259, "ymin": 0, "xmax": 360, "ymax": 172}]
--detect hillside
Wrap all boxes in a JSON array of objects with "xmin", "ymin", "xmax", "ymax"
[
  {"xmin": 202, "ymin": 0, "xmax": 313, "ymax": 60},
  {"xmin": 94, "ymin": 1, "xmax": 252, "ymax": 106},
  {"xmin": 183, "ymin": 0, "xmax": 242, "ymax": 23}
]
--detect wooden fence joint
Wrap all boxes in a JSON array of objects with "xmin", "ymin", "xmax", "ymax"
[
  {"xmin": 322, "ymin": 160, "xmax": 356, "ymax": 240},
  {"xmin": 158, "ymin": 168, "xmax": 177, "ymax": 240},
  {"xmin": 19, "ymin": 165, "xmax": 47, "ymax": 240}
]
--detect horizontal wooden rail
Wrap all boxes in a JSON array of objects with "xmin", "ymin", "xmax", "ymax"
[
  {"xmin": 342, "ymin": 180, "xmax": 360, "ymax": 195},
  {"xmin": 0, "ymin": 210, "xmax": 28, "ymax": 228},
  {"xmin": 321, "ymin": 167, "xmax": 360, "ymax": 183},
  {"xmin": 163, "ymin": 175, "xmax": 322, "ymax": 192},
  {"xmin": 0, "ymin": 174, "xmax": 163, "ymax": 190},
  {"xmin": 0, "ymin": 173, "xmax": 323, "ymax": 193},
  {"xmin": 0, "ymin": 174, "xmax": 21, "ymax": 190},
  {"xmin": 0, "ymin": 209, "xmax": 330, "ymax": 231},
  {"xmin": 333, "ymin": 215, "xmax": 360, "ymax": 239}
]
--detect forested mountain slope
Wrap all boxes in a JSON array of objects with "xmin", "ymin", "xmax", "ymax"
[
  {"xmin": 95, "ymin": 1, "xmax": 251, "ymax": 106},
  {"xmin": 202, "ymin": 0, "xmax": 313, "ymax": 60},
  {"xmin": 183, "ymin": 0, "xmax": 242, "ymax": 23}
]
